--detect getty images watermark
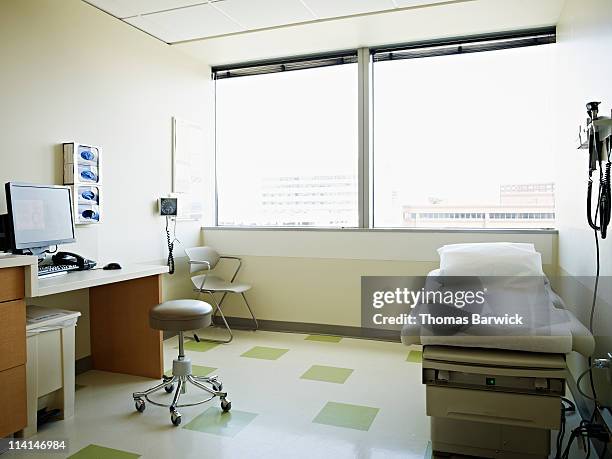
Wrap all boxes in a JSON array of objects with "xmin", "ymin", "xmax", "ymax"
[
  {"xmin": 368, "ymin": 285, "xmax": 525, "ymax": 326},
  {"xmin": 361, "ymin": 276, "xmax": 560, "ymax": 335}
]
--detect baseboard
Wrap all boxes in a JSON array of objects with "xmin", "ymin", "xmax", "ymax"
[
  {"xmin": 75, "ymin": 320, "xmax": 399, "ymax": 377},
  {"xmin": 75, "ymin": 355, "xmax": 92, "ymax": 375},
  {"xmin": 212, "ymin": 316, "xmax": 401, "ymax": 342},
  {"xmin": 163, "ymin": 330, "xmax": 178, "ymax": 340}
]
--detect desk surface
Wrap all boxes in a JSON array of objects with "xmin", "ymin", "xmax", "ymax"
[
  {"xmin": 27, "ymin": 263, "xmax": 169, "ymax": 297},
  {"xmin": 0, "ymin": 254, "xmax": 37, "ymax": 270}
]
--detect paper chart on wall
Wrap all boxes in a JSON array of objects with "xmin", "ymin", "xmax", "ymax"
[{"xmin": 172, "ymin": 117, "xmax": 205, "ymax": 220}]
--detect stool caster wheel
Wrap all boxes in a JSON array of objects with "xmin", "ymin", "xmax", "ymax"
[
  {"xmin": 164, "ymin": 384, "xmax": 175, "ymax": 393},
  {"xmin": 221, "ymin": 398, "xmax": 231, "ymax": 412},
  {"xmin": 212, "ymin": 382, "xmax": 223, "ymax": 392},
  {"xmin": 135, "ymin": 399, "xmax": 145, "ymax": 413},
  {"xmin": 170, "ymin": 410, "xmax": 182, "ymax": 426}
]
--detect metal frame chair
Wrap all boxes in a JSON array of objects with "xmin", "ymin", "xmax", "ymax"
[{"xmin": 185, "ymin": 246, "xmax": 258, "ymax": 343}]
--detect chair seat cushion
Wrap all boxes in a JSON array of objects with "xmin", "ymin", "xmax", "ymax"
[
  {"xmin": 191, "ymin": 275, "xmax": 251, "ymax": 293},
  {"xmin": 149, "ymin": 299, "xmax": 213, "ymax": 331}
]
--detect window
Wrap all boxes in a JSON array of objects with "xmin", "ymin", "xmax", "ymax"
[
  {"xmin": 372, "ymin": 31, "xmax": 556, "ymax": 229},
  {"xmin": 214, "ymin": 54, "xmax": 358, "ymax": 227},
  {"xmin": 213, "ymin": 29, "xmax": 556, "ymax": 230}
]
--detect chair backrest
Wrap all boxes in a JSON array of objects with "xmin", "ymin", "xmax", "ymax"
[{"xmin": 185, "ymin": 246, "xmax": 221, "ymax": 273}]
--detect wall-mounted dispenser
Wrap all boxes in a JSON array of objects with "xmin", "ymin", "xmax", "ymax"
[{"xmin": 63, "ymin": 143, "xmax": 102, "ymax": 225}]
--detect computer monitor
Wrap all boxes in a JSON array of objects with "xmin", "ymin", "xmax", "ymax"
[{"xmin": 3, "ymin": 182, "xmax": 76, "ymax": 255}]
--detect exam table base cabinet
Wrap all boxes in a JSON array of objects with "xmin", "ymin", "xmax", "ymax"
[
  {"xmin": 0, "ymin": 267, "xmax": 27, "ymax": 437},
  {"xmin": 423, "ymin": 346, "xmax": 566, "ymax": 459},
  {"xmin": 431, "ymin": 417, "xmax": 550, "ymax": 459}
]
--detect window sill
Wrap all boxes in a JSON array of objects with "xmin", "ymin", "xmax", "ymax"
[{"xmin": 202, "ymin": 226, "xmax": 558, "ymax": 235}]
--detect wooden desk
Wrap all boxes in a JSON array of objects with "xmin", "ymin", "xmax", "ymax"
[
  {"xmin": 0, "ymin": 255, "xmax": 168, "ymax": 438},
  {"xmin": 26, "ymin": 263, "xmax": 169, "ymax": 379},
  {"xmin": 0, "ymin": 255, "xmax": 35, "ymax": 438}
]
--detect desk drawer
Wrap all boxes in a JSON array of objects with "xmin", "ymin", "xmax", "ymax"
[
  {"xmin": 426, "ymin": 385, "xmax": 560, "ymax": 429},
  {"xmin": 0, "ymin": 300, "xmax": 26, "ymax": 372},
  {"xmin": 0, "ymin": 365, "xmax": 27, "ymax": 437},
  {"xmin": 0, "ymin": 267, "xmax": 25, "ymax": 303}
]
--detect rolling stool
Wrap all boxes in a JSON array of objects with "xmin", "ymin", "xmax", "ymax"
[{"xmin": 132, "ymin": 299, "xmax": 231, "ymax": 426}]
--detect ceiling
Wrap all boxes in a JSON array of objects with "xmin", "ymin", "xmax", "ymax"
[
  {"xmin": 83, "ymin": 0, "xmax": 565, "ymax": 66},
  {"xmin": 84, "ymin": 0, "xmax": 457, "ymax": 43}
]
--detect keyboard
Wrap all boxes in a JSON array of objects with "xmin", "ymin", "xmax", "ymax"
[{"xmin": 38, "ymin": 264, "xmax": 80, "ymax": 277}]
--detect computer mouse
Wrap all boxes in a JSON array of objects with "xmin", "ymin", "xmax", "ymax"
[{"xmin": 103, "ymin": 262, "xmax": 122, "ymax": 270}]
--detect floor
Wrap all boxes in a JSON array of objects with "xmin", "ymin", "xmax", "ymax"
[
  {"xmin": 2, "ymin": 330, "xmax": 590, "ymax": 459},
  {"xmin": 5, "ymin": 330, "xmax": 428, "ymax": 459}
]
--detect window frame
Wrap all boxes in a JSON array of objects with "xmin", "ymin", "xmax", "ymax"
[{"xmin": 211, "ymin": 27, "xmax": 557, "ymax": 230}]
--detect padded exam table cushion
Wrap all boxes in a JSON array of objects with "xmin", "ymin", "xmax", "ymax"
[
  {"xmin": 402, "ymin": 309, "xmax": 594, "ymax": 356},
  {"xmin": 401, "ymin": 271, "xmax": 595, "ymax": 356}
]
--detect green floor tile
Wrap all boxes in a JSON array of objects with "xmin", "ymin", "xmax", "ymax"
[
  {"xmin": 305, "ymin": 334, "xmax": 343, "ymax": 343},
  {"xmin": 184, "ymin": 406, "xmax": 257, "ymax": 437},
  {"xmin": 68, "ymin": 444, "xmax": 140, "ymax": 459},
  {"xmin": 181, "ymin": 341, "xmax": 220, "ymax": 353},
  {"xmin": 313, "ymin": 401, "xmax": 379, "ymax": 431},
  {"xmin": 165, "ymin": 365, "xmax": 217, "ymax": 377},
  {"xmin": 406, "ymin": 350, "xmax": 423, "ymax": 363},
  {"xmin": 301, "ymin": 365, "xmax": 353, "ymax": 384},
  {"xmin": 241, "ymin": 346, "xmax": 289, "ymax": 360}
]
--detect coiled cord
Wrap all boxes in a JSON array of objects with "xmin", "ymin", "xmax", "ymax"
[
  {"xmin": 586, "ymin": 132, "xmax": 611, "ymax": 238},
  {"xmin": 166, "ymin": 217, "xmax": 175, "ymax": 275},
  {"xmin": 557, "ymin": 136, "xmax": 610, "ymax": 458},
  {"xmin": 600, "ymin": 161, "xmax": 611, "ymax": 238}
]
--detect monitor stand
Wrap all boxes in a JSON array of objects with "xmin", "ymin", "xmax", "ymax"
[
  {"xmin": 12, "ymin": 246, "xmax": 50, "ymax": 259},
  {"xmin": 26, "ymin": 247, "xmax": 51, "ymax": 257}
]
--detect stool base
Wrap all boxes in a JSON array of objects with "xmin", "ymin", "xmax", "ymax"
[{"xmin": 132, "ymin": 356, "xmax": 230, "ymax": 426}]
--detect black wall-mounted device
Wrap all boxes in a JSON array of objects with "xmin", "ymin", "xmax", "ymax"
[
  {"xmin": 159, "ymin": 197, "xmax": 178, "ymax": 217},
  {"xmin": 159, "ymin": 196, "xmax": 179, "ymax": 275}
]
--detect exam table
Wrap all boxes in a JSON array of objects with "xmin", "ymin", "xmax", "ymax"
[{"xmin": 402, "ymin": 269, "xmax": 595, "ymax": 459}]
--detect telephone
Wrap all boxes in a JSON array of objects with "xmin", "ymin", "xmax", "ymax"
[{"xmin": 51, "ymin": 251, "xmax": 97, "ymax": 270}]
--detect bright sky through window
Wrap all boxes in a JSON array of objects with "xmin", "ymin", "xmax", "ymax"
[
  {"xmin": 373, "ymin": 44, "xmax": 556, "ymax": 228},
  {"xmin": 216, "ymin": 63, "xmax": 358, "ymax": 227}
]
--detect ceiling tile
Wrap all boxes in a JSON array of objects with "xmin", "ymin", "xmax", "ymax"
[
  {"xmin": 86, "ymin": 0, "xmax": 206, "ymax": 19},
  {"xmin": 213, "ymin": 0, "xmax": 314, "ymax": 30},
  {"xmin": 124, "ymin": 3, "xmax": 243, "ymax": 43},
  {"xmin": 393, "ymin": 0, "xmax": 454, "ymax": 7},
  {"xmin": 302, "ymin": 0, "xmax": 395, "ymax": 19}
]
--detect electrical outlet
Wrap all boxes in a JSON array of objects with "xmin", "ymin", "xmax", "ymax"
[{"xmin": 594, "ymin": 353, "xmax": 612, "ymax": 383}]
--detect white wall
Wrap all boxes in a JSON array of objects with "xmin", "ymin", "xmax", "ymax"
[
  {"xmin": 555, "ymin": 0, "xmax": 612, "ymax": 405},
  {"xmin": 0, "ymin": 0, "xmax": 212, "ymax": 358},
  {"xmin": 204, "ymin": 229, "xmax": 558, "ymax": 326},
  {"xmin": 0, "ymin": 0, "xmax": 568, "ymax": 360},
  {"xmin": 556, "ymin": 0, "xmax": 612, "ymax": 278},
  {"xmin": 0, "ymin": 0, "xmax": 212, "ymax": 264}
]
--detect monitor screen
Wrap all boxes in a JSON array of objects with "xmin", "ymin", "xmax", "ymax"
[{"xmin": 6, "ymin": 183, "xmax": 75, "ymax": 250}]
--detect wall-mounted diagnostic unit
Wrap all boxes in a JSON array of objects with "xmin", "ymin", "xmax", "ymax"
[{"xmin": 159, "ymin": 197, "xmax": 178, "ymax": 217}]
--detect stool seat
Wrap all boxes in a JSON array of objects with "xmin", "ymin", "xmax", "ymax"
[{"xmin": 150, "ymin": 300, "xmax": 213, "ymax": 331}]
